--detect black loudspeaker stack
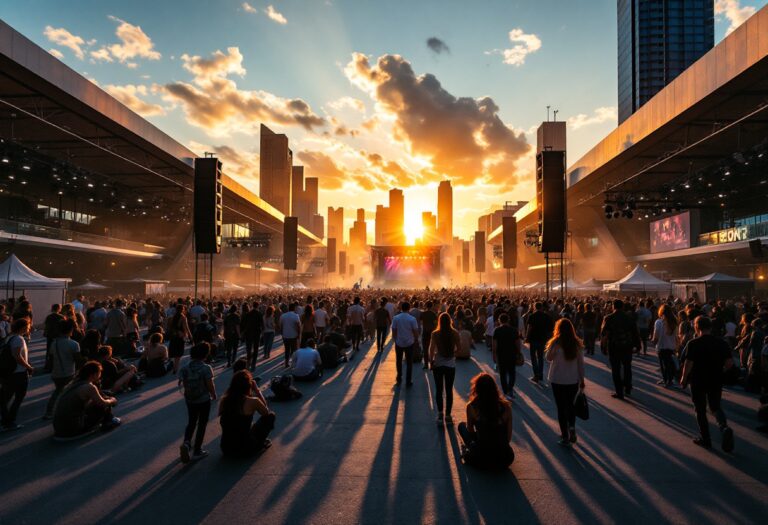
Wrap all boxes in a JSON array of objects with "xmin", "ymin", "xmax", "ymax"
[
  {"xmin": 194, "ymin": 157, "xmax": 223, "ymax": 254},
  {"xmin": 327, "ymin": 238, "xmax": 337, "ymax": 272},
  {"xmin": 502, "ymin": 216, "xmax": 517, "ymax": 269},
  {"xmin": 537, "ymin": 150, "xmax": 566, "ymax": 253},
  {"xmin": 474, "ymin": 231, "xmax": 486, "ymax": 273},
  {"xmin": 283, "ymin": 217, "xmax": 298, "ymax": 270}
]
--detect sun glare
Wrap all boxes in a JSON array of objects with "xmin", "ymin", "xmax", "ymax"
[{"xmin": 403, "ymin": 214, "xmax": 424, "ymax": 246}]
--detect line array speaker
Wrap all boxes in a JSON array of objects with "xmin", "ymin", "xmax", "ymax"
[
  {"xmin": 474, "ymin": 231, "xmax": 486, "ymax": 273},
  {"xmin": 327, "ymin": 238, "xmax": 337, "ymax": 272},
  {"xmin": 537, "ymin": 150, "xmax": 566, "ymax": 253},
  {"xmin": 194, "ymin": 157, "xmax": 223, "ymax": 254},
  {"xmin": 502, "ymin": 216, "xmax": 517, "ymax": 269}
]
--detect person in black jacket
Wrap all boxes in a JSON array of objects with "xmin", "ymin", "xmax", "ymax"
[
  {"xmin": 600, "ymin": 299, "xmax": 641, "ymax": 400},
  {"xmin": 241, "ymin": 302, "xmax": 264, "ymax": 371}
]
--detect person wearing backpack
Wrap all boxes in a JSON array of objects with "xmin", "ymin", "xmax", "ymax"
[
  {"xmin": 0, "ymin": 318, "xmax": 34, "ymax": 431},
  {"xmin": 178, "ymin": 342, "xmax": 216, "ymax": 463},
  {"xmin": 44, "ymin": 318, "xmax": 83, "ymax": 419},
  {"xmin": 429, "ymin": 313, "xmax": 460, "ymax": 424}
]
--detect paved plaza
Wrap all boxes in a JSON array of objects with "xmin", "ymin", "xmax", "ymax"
[{"xmin": 1, "ymin": 335, "xmax": 767, "ymax": 525}]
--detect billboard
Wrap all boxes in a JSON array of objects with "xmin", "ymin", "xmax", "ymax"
[{"xmin": 650, "ymin": 211, "xmax": 691, "ymax": 253}]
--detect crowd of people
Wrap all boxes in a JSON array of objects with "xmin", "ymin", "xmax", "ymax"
[{"xmin": 1, "ymin": 288, "xmax": 767, "ymax": 469}]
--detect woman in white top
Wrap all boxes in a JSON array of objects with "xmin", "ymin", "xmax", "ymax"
[
  {"xmin": 545, "ymin": 318, "xmax": 585, "ymax": 446},
  {"xmin": 651, "ymin": 305, "xmax": 678, "ymax": 386}
]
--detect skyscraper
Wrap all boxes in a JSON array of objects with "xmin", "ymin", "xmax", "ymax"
[
  {"xmin": 438, "ymin": 180, "xmax": 453, "ymax": 245},
  {"xmin": 350, "ymin": 208, "xmax": 367, "ymax": 251},
  {"xmin": 617, "ymin": 0, "xmax": 714, "ymax": 124},
  {"xmin": 375, "ymin": 204, "xmax": 388, "ymax": 245},
  {"xmin": 421, "ymin": 212, "xmax": 437, "ymax": 245},
  {"xmin": 388, "ymin": 188, "xmax": 405, "ymax": 245},
  {"xmin": 290, "ymin": 168, "xmax": 319, "ymax": 229},
  {"xmin": 259, "ymin": 124, "xmax": 293, "ymax": 215},
  {"xmin": 327, "ymin": 206, "xmax": 344, "ymax": 245}
]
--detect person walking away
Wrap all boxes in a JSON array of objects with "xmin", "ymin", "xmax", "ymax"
[
  {"xmin": 300, "ymin": 305, "xmax": 317, "ymax": 348},
  {"xmin": 45, "ymin": 319, "xmax": 82, "ymax": 419},
  {"xmin": 242, "ymin": 302, "xmax": 264, "ymax": 371},
  {"xmin": 391, "ymin": 302, "xmax": 420, "ymax": 387},
  {"xmin": 429, "ymin": 313, "xmax": 460, "ymax": 424},
  {"xmin": 43, "ymin": 304, "xmax": 65, "ymax": 372},
  {"xmin": 262, "ymin": 306, "xmax": 276, "ymax": 360},
  {"xmin": 600, "ymin": 299, "xmax": 641, "ymax": 400},
  {"xmin": 546, "ymin": 318, "xmax": 585, "ymax": 446},
  {"xmin": 280, "ymin": 303, "xmax": 302, "ymax": 369},
  {"xmin": 635, "ymin": 301, "xmax": 653, "ymax": 355},
  {"xmin": 525, "ymin": 302, "xmax": 554, "ymax": 384},
  {"xmin": 104, "ymin": 300, "xmax": 129, "ymax": 357},
  {"xmin": 652, "ymin": 305, "xmax": 679, "ymax": 386},
  {"xmin": 680, "ymin": 315, "xmax": 735, "ymax": 452},
  {"xmin": 179, "ymin": 343, "xmax": 216, "ymax": 463},
  {"xmin": 493, "ymin": 314, "xmax": 522, "ymax": 400},
  {"xmin": 315, "ymin": 301, "xmax": 329, "ymax": 338},
  {"xmin": 223, "ymin": 305, "xmax": 241, "ymax": 368},
  {"xmin": 53, "ymin": 361, "xmax": 120, "ymax": 439},
  {"xmin": 420, "ymin": 301, "xmax": 439, "ymax": 369},
  {"xmin": 374, "ymin": 298, "xmax": 391, "ymax": 353},
  {"xmin": 579, "ymin": 304, "xmax": 598, "ymax": 355},
  {"xmin": 219, "ymin": 370, "xmax": 276, "ymax": 457},
  {"xmin": 347, "ymin": 297, "xmax": 366, "ymax": 357},
  {"xmin": 0, "ymin": 318, "xmax": 34, "ymax": 431},
  {"xmin": 168, "ymin": 307, "xmax": 192, "ymax": 374},
  {"xmin": 458, "ymin": 373, "xmax": 514, "ymax": 469}
]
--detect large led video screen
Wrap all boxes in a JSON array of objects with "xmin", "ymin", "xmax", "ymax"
[
  {"xmin": 650, "ymin": 211, "xmax": 690, "ymax": 253},
  {"xmin": 384, "ymin": 255, "xmax": 433, "ymax": 279}
]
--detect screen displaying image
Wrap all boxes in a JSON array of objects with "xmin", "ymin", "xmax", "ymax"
[
  {"xmin": 650, "ymin": 211, "xmax": 691, "ymax": 253},
  {"xmin": 383, "ymin": 256, "xmax": 433, "ymax": 278}
]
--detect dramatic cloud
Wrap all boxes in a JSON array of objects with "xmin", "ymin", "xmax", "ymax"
[
  {"xmin": 485, "ymin": 28, "xmax": 541, "ymax": 66},
  {"xmin": 189, "ymin": 141, "xmax": 260, "ymax": 191},
  {"xmin": 344, "ymin": 52, "xmax": 529, "ymax": 189},
  {"xmin": 426, "ymin": 37, "xmax": 450, "ymax": 55},
  {"xmin": 90, "ymin": 16, "xmax": 161, "ymax": 67},
  {"xmin": 48, "ymin": 48, "xmax": 64, "ymax": 59},
  {"xmin": 567, "ymin": 106, "xmax": 617, "ymax": 130},
  {"xmin": 104, "ymin": 84, "xmax": 165, "ymax": 117},
  {"xmin": 715, "ymin": 0, "xmax": 756, "ymax": 35},
  {"xmin": 265, "ymin": 5, "xmax": 288, "ymax": 25},
  {"xmin": 44, "ymin": 26, "xmax": 86, "ymax": 59},
  {"xmin": 297, "ymin": 151, "xmax": 347, "ymax": 189},
  {"xmin": 242, "ymin": 2, "xmax": 258, "ymax": 14},
  {"xmin": 327, "ymin": 96, "xmax": 366, "ymax": 113},
  {"xmin": 162, "ymin": 47, "xmax": 325, "ymax": 134}
]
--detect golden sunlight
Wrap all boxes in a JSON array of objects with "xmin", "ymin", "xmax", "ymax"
[{"xmin": 403, "ymin": 212, "xmax": 424, "ymax": 246}]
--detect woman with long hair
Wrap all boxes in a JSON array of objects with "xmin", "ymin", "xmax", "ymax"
[
  {"xmin": 545, "ymin": 318, "xmax": 585, "ymax": 446},
  {"xmin": 652, "ymin": 304, "xmax": 679, "ymax": 386},
  {"xmin": 300, "ymin": 304, "xmax": 316, "ymax": 348},
  {"xmin": 429, "ymin": 312, "xmax": 461, "ymax": 424},
  {"xmin": 219, "ymin": 370, "xmax": 275, "ymax": 457},
  {"xmin": 168, "ymin": 305, "xmax": 192, "ymax": 374},
  {"xmin": 458, "ymin": 372, "xmax": 514, "ymax": 469}
]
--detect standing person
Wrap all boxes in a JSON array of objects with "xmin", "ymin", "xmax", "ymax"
[
  {"xmin": 484, "ymin": 312, "xmax": 495, "ymax": 352},
  {"xmin": 421, "ymin": 301, "xmax": 438, "ymax": 370},
  {"xmin": 429, "ymin": 313, "xmax": 460, "ymax": 424},
  {"xmin": 104, "ymin": 300, "xmax": 129, "ymax": 357},
  {"xmin": 44, "ymin": 319, "xmax": 82, "ymax": 419},
  {"xmin": 579, "ymin": 303, "xmax": 598, "ymax": 356},
  {"xmin": 223, "ymin": 305, "xmax": 241, "ymax": 368},
  {"xmin": 242, "ymin": 302, "xmax": 264, "ymax": 371},
  {"xmin": 680, "ymin": 316, "xmax": 735, "ymax": 452},
  {"xmin": 346, "ymin": 297, "xmax": 366, "ymax": 357},
  {"xmin": 525, "ymin": 302, "xmax": 555, "ymax": 384},
  {"xmin": 300, "ymin": 305, "xmax": 317, "ymax": 348},
  {"xmin": 168, "ymin": 306, "xmax": 192, "ymax": 374},
  {"xmin": 635, "ymin": 301, "xmax": 653, "ymax": 355},
  {"xmin": 0, "ymin": 318, "xmax": 33, "ymax": 431},
  {"xmin": 179, "ymin": 343, "xmax": 216, "ymax": 463},
  {"xmin": 652, "ymin": 305, "xmax": 679, "ymax": 386},
  {"xmin": 315, "ymin": 301, "xmax": 329, "ymax": 338},
  {"xmin": 279, "ymin": 303, "xmax": 301, "ymax": 369},
  {"xmin": 374, "ymin": 298, "xmax": 392, "ymax": 353},
  {"xmin": 43, "ymin": 304, "xmax": 65, "ymax": 372},
  {"xmin": 546, "ymin": 318, "xmax": 586, "ymax": 446},
  {"xmin": 600, "ymin": 299, "xmax": 641, "ymax": 400},
  {"xmin": 493, "ymin": 314, "xmax": 522, "ymax": 400},
  {"xmin": 391, "ymin": 302, "xmax": 420, "ymax": 387},
  {"xmin": 262, "ymin": 306, "xmax": 276, "ymax": 360},
  {"xmin": 458, "ymin": 373, "xmax": 514, "ymax": 470},
  {"xmin": 219, "ymin": 370, "xmax": 276, "ymax": 457}
]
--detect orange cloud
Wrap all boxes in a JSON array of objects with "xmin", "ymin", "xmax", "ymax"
[{"xmin": 104, "ymin": 84, "xmax": 165, "ymax": 117}]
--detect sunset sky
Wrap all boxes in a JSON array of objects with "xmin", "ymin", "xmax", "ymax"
[{"xmin": 3, "ymin": 0, "xmax": 765, "ymax": 241}]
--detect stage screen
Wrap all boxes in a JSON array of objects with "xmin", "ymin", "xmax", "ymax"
[
  {"xmin": 650, "ymin": 211, "xmax": 690, "ymax": 253},
  {"xmin": 384, "ymin": 256, "xmax": 433, "ymax": 279}
]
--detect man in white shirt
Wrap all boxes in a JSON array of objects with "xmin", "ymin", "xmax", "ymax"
[
  {"xmin": 291, "ymin": 339, "xmax": 323, "ymax": 381},
  {"xmin": 315, "ymin": 301, "xmax": 329, "ymax": 336},
  {"xmin": 72, "ymin": 294, "xmax": 85, "ymax": 315},
  {"xmin": 347, "ymin": 296, "xmax": 366, "ymax": 355},
  {"xmin": 391, "ymin": 302, "xmax": 420, "ymax": 387},
  {"xmin": 280, "ymin": 303, "xmax": 302, "ymax": 369},
  {"xmin": 1, "ymin": 318, "xmax": 34, "ymax": 431}
]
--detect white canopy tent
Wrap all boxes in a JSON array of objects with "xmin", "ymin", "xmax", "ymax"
[
  {"xmin": 603, "ymin": 265, "xmax": 671, "ymax": 293},
  {"xmin": 0, "ymin": 254, "xmax": 68, "ymax": 322},
  {"xmin": 552, "ymin": 279, "xmax": 580, "ymax": 292},
  {"xmin": 578, "ymin": 278, "xmax": 604, "ymax": 292}
]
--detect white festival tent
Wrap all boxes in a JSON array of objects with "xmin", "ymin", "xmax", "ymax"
[
  {"xmin": 552, "ymin": 279, "xmax": 580, "ymax": 291},
  {"xmin": 578, "ymin": 278, "xmax": 604, "ymax": 291},
  {"xmin": 603, "ymin": 265, "xmax": 671, "ymax": 293},
  {"xmin": 0, "ymin": 254, "xmax": 69, "ymax": 322}
]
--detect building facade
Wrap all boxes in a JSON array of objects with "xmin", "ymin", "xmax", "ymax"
[
  {"xmin": 437, "ymin": 180, "xmax": 453, "ymax": 245},
  {"xmin": 259, "ymin": 124, "xmax": 293, "ymax": 215}
]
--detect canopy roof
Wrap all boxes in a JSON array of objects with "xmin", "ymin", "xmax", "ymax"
[
  {"xmin": 70, "ymin": 280, "xmax": 108, "ymax": 290},
  {"xmin": 0, "ymin": 254, "xmax": 67, "ymax": 290},
  {"xmin": 671, "ymin": 273, "xmax": 754, "ymax": 284},
  {"xmin": 578, "ymin": 278, "xmax": 604, "ymax": 291},
  {"xmin": 604, "ymin": 265, "xmax": 671, "ymax": 292}
]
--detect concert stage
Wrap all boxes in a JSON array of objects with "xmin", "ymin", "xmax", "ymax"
[{"xmin": 370, "ymin": 245, "xmax": 442, "ymax": 286}]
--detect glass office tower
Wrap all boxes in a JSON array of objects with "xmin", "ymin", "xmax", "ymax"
[{"xmin": 618, "ymin": 0, "xmax": 714, "ymax": 124}]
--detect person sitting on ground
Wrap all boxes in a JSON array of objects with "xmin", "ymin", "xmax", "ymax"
[
  {"xmin": 327, "ymin": 318, "xmax": 351, "ymax": 353},
  {"xmin": 96, "ymin": 346, "xmax": 139, "ymax": 394},
  {"xmin": 140, "ymin": 333, "xmax": 172, "ymax": 378},
  {"xmin": 290, "ymin": 339, "xmax": 323, "ymax": 382},
  {"xmin": 317, "ymin": 334, "xmax": 346, "ymax": 368},
  {"xmin": 458, "ymin": 372, "xmax": 514, "ymax": 470},
  {"xmin": 233, "ymin": 358, "xmax": 269, "ymax": 406},
  {"xmin": 219, "ymin": 370, "xmax": 276, "ymax": 457},
  {"xmin": 53, "ymin": 361, "xmax": 120, "ymax": 439},
  {"xmin": 80, "ymin": 329, "xmax": 102, "ymax": 360},
  {"xmin": 179, "ymin": 342, "xmax": 216, "ymax": 463}
]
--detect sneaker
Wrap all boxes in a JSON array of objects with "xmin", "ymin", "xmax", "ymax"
[
  {"xmin": 261, "ymin": 438, "xmax": 273, "ymax": 450},
  {"xmin": 611, "ymin": 393, "xmax": 625, "ymax": 400},
  {"xmin": 180, "ymin": 442, "xmax": 191, "ymax": 464},
  {"xmin": 721, "ymin": 427, "xmax": 735, "ymax": 453},
  {"xmin": 101, "ymin": 417, "xmax": 121, "ymax": 432},
  {"xmin": 192, "ymin": 449, "xmax": 209, "ymax": 461},
  {"xmin": 693, "ymin": 437, "xmax": 712, "ymax": 449},
  {"xmin": 656, "ymin": 380, "xmax": 666, "ymax": 385},
  {"xmin": 2, "ymin": 423, "xmax": 23, "ymax": 432},
  {"xmin": 445, "ymin": 415, "xmax": 454, "ymax": 425},
  {"xmin": 529, "ymin": 376, "xmax": 539, "ymax": 383},
  {"xmin": 43, "ymin": 413, "xmax": 53, "ymax": 420},
  {"xmin": 569, "ymin": 427, "xmax": 577, "ymax": 444},
  {"xmin": 558, "ymin": 437, "xmax": 571, "ymax": 447},
  {"xmin": 436, "ymin": 414, "xmax": 444, "ymax": 424},
  {"xmin": 505, "ymin": 394, "xmax": 514, "ymax": 401},
  {"xmin": 406, "ymin": 381, "xmax": 413, "ymax": 387}
]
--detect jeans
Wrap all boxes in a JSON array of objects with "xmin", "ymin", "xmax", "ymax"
[
  {"xmin": 244, "ymin": 334, "xmax": 261, "ymax": 368},
  {"xmin": 497, "ymin": 360, "xmax": 516, "ymax": 395},
  {"xmin": 691, "ymin": 384, "xmax": 728, "ymax": 442},
  {"xmin": 262, "ymin": 332, "xmax": 275, "ymax": 359},
  {"xmin": 582, "ymin": 329, "xmax": 596, "ymax": 354},
  {"xmin": 638, "ymin": 328, "xmax": 650, "ymax": 353},
  {"xmin": 376, "ymin": 326, "xmax": 388, "ymax": 351},
  {"xmin": 609, "ymin": 350, "xmax": 633, "ymax": 396},
  {"xmin": 421, "ymin": 333, "xmax": 432, "ymax": 366},
  {"xmin": 184, "ymin": 400, "xmax": 211, "ymax": 453},
  {"xmin": 1, "ymin": 372, "xmax": 29, "ymax": 427},
  {"xmin": 432, "ymin": 366, "xmax": 456, "ymax": 414},
  {"xmin": 529, "ymin": 341, "xmax": 545, "ymax": 380},
  {"xmin": 283, "ymin": 337, "xmax": 298, "ymax": 367},
  {"xmin": 658, "ymin": 348, "xmax": 677, "ymax": 384},
  {"xmin": 46, "ymin": 376, "xmax": 73, "ymax": 417},
  {"xmin": 551, "ymin": 383, "xmax": 579, "ymax": 438},
  {"xmin": 349, "ymin": 325, "xmax": 363, "ymax": 351},
  {"xmin": 225, "ymin": 337, "xmax": 239, "ymax": 365},
  {"xmin": 395, "ymin": 344, "xmax": 414, "ymax": 384}
]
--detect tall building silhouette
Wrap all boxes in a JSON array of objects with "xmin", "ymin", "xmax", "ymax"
[
  {"xmin": 327, "ymin": 206, "xmax": 344, "ymax": 245},
  {"xmin": 375, "ymin": 204, "xmax": 388, "ymax": 245},
  {"xmin": 350, "ymin": 208, "xmax": 367, "ymax": 251},
  {"xmin": 438, "ymin": 180, "xmax": 453, "ymax": 245},
  {"xmin": 421, "ymin": 211, "xmax": 437, "ymax": 245},
  {"xmin": 617, "ymin": 0, "xmax": 714, "ymax": 123},
  {"xmin": 259, "ymin": 124, "xmax": 292, "ymax": 215},
  {"xmin": 389, "ymin": 188, "xmax": 405, "ymax": 245}
]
